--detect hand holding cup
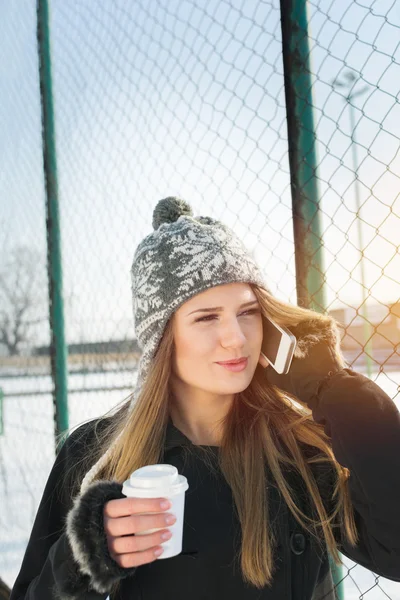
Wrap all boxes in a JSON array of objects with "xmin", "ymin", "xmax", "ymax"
[{"xmin": 103, "ymin": 496, "xmax": 176, "ymax": 568}]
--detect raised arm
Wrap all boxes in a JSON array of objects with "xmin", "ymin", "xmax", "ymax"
[{"xmin": 265, "ymin": 323, "xmax": 400, "ymax": 580}]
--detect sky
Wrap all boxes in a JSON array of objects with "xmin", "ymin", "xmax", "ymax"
[{"xmin": 0, "ymin": 0, "xmax": 399, "ymax": 345}]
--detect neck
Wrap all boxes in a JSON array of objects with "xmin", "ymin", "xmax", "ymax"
[{"xmin": 169, "ymin": 380, "xmax": 233, "ymax": 446}]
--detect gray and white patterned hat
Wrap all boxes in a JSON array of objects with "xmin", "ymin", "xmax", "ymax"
[
  {"xmin": 80, "ymin": 196, "xmax": 267, "ymax": 493},
  {"xmin": 131, "ymin": 196, "xmax": 267, "ymax": 394}
]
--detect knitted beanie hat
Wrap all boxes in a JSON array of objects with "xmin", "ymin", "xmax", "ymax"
[{"xmin": 80, "ymin": 197, "xmax": 267, "ymax": 493}]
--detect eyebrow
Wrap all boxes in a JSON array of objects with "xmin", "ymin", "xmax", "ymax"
[{"xmin": 187, "ymin": 300, "xmax": 259, "ymax": 316}]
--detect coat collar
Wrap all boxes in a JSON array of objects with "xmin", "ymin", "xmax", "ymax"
[
  {"xmin": 164, "ymin": 416, "xmax": 194, "ymax": 452},
  {"xmin": 164, "ymin": 417, "xmax": 221, "ymax": 452}
]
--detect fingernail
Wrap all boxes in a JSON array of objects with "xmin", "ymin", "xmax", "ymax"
[
  {"xmin": 160, "ymin": 500, "xmax": 171, "ymax": 510},
  {"xmin": 161, "ymin": 531, "xmax": 172, "ymax": 540},
  {"xmin": 165, "ymin": 514, "xmax": 176, "ymax": 525},
  {"xmin": 154, "ymin": 547, "xmax": 164, "ymax": 556}
]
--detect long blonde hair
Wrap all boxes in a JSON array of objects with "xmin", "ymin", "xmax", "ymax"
[{"xmin": 71, "ymin": 285, "xmax": 358, "ymax": 589}]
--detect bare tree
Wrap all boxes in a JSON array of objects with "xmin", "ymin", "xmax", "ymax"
[{"xmin": 0, "ymin": 246, "xmax": 48, "ymax": 356}]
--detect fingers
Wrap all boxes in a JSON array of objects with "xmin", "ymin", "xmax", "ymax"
[
  {"xmin": 108, "ymin": 528, "xmax": 172, "ymax": 556},
  {"xmin": 112, "ymin": 545, "xmax": 165, "ymax": 568},
  {"xmin": 104, "ymin": 496, "xmax": 176, "ymax": 568},
  {"xmin": 104, "ymin": 496, "xmax": 171, "ymax": 519},
  {"xmin": 105, "ymin": 511, "xmax": 176, "ymax": 537}
]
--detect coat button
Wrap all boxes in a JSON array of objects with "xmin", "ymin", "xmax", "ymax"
[{"xmin": 290, "ymin": 532, "xmax": 306, "ymax": 555}]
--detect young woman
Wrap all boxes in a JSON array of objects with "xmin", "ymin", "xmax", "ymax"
[{"xmin": 11, "ymin": 197, "xmax": 400, "ymax": 600}]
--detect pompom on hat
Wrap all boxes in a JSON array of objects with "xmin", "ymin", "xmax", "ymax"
[{"xmin": 80, "ymin": 197, "xmax": 267, "ymax": 493}]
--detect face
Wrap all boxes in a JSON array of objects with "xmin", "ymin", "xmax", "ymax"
[{"xmin": 171, "ymin": 282, "xmax": 263, "ymax": 398}]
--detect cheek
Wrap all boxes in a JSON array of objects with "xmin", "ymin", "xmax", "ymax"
[
  {"xmin": 173, "ymin": 329, "xmax": 215, "ymax": 369},
  {"xmin": 241, "ymin": 315, "xmax": 263, "ymax": 347}
]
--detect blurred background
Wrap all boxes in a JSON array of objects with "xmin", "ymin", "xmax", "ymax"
[{"xmin": 0, "ymin": 1, "xmax": 399, "ymax": 598}]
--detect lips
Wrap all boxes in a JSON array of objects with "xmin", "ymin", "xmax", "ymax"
[
  {"xmin": 216, "ymin": 357, "xmax": 247, "ymax": 365},
  {"xmin": 216, "ymin": 357, "xmax": 248, "ymax": 372}
]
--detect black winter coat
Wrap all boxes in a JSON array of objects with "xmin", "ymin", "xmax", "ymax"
[{"xmin": 10, "ymin": 369, "xmax": 400, "ymax": 600}]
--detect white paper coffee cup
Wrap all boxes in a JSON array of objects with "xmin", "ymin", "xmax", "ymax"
[{"xmin": 122, "ymin": 464, "xmax": 189, "ymax": 559}]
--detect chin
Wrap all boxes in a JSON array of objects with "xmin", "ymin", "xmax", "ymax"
[{"xmin": 218, "ymin": 375, "xmax": 254, "ymax": 395}]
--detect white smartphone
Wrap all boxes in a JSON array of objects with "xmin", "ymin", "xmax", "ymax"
[{"xmin": 261, "ymin": 316, "xmax": 297, "ymax": 374}]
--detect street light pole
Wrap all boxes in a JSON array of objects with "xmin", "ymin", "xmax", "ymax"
[{"xmin": 332, "ymin": 72, "xmax": 373, "ymax": 377}]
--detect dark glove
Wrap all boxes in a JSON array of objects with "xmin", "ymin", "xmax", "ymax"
[{"xmin": 265, "ymin": 334, "xmax": 346, "ymax": 408}]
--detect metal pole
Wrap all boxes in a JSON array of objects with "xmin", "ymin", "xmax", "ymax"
[
  {"xmin": 348, "ymin": 102, "xmax": 373, "ymax": 377},
  {"xmin": 329, "ymin": 554, "xmax": 345, "ymax": 600},
  {"xmin": 37, "ymin": 0, "xmax": 69, "ymax": 452},
  {"xmin": 280, "ymin": 0, "xmax": 326, "ymax": 313},
  {"xmin": 280, "ymin": 1, "xmax": 343, "ymax": 597}
]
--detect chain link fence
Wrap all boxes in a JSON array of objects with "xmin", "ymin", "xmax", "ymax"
[{"xmin": 0, "ymin": 0, "xmax": 399, "ymax": 598}]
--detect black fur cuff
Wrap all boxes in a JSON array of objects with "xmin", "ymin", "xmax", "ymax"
[{"xmin": 65, "ymin": 480, "xmax": 137, "ymax": 595}]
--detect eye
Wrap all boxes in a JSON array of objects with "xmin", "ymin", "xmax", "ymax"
[
  {"xmin": 195, "ymin": 308, "xmax": 260, "ymax": 323},
  {"xmin": 240, "ymin": 308, "xmax": 261, "ymax": 317},
  {"xmin": 195, "ymin": 314, "xmax": 218, "ymax": 322}
]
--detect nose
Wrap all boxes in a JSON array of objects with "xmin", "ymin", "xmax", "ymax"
[{"xmin": 219, "ymin": 317, "xmax": 246, "ymax": 349}]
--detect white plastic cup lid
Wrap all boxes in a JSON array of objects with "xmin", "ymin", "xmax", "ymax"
[
  {"xmin": 130, "ymin": 464, "xmax": 179, "ymax": 489},
  {"xmin": 122, "ymin": 464, "xmax": 189, "ymax": 498}
]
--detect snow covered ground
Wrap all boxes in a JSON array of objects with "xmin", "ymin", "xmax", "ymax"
[{"xmin": 0, "ymin": 368, "xmax": 399, "ymax": 598}]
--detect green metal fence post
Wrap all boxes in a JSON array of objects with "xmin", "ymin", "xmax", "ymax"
[
  {"xmin": 329, "ymin": 554, "xmax": 345, "ymax": 600},
  {"xmin": 280, "ymin": 0, "xmax": 326, "ymax": 314},
  {"xmin": 37, "ymin": 0, "xmax": 69, "ymax": 452},
  {"xmin": 280, "ymin": 0, "xmax": 344, "ymax": 598}
]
